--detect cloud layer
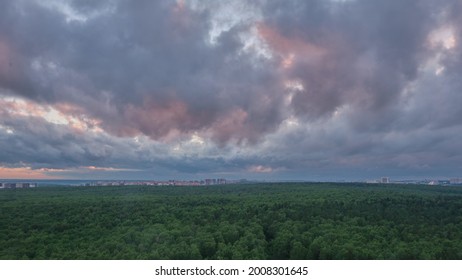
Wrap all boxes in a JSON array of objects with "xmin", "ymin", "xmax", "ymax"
[{"xmin": 1, "ymin": 0, "xmax": 462, "ymax": 180}]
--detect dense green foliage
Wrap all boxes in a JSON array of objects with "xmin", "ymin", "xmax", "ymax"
[{"xmin": 1, "ymin": 183, "xmax": 461, "ymax": 259}]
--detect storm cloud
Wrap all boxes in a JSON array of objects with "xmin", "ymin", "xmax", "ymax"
[{"xmin": 1, "ymin": 0, "xmax": 461, "ymax": 180}]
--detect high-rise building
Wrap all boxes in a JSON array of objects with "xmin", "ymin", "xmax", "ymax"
[{"xmin": 381, "ymin": 177, "xmax": 390, "ymax": 184}]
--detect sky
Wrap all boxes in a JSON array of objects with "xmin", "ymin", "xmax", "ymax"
[{"xmin": 0, "ymin": 0, "xmax": 461, "ymax": 181}]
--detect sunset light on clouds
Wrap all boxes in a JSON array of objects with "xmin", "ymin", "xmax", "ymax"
[{"xmin": 1, "ymin": 0, "xmax": 462, "ymax": 181}]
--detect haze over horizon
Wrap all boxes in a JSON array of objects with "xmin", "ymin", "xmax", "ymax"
[{"xmin": 1, "ymin": 0, "xmax": 462, "ymax": 181}]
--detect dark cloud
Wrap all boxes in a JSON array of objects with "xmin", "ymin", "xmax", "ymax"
[
  {"xmin": 0, "ymin": 0, "xmax": 286, "ymax": 144},
  {"xmin": 261, "ymin": 0, "xmax": 437, "ymax": 120},
  {"xmin": 1, "ymin": 0, "xmax": 462, "ymax": 179}
]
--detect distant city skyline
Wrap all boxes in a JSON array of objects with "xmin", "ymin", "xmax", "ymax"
[{"xmin": 1, "ymin": 0, "xmax": 462, "ymax": 181}]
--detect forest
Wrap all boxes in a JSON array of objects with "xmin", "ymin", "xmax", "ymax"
[{"xmin": 0, "ymin": 183, "xmax": 461, "ymax": 259}]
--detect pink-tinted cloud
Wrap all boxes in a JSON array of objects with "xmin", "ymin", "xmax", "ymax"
[
  {"xmin": 257, "ymin": 23, "xmax": 326, "ymax": 70},
  {"xmin": 208, "ymin": 108, "xmax": 249, "ymax": 144},
  {"xmin": 108, "ymin": 97, "xmax": 202, "ymax": 141},
  {"xmin": 0, "ymin": 166, "xmax": 55, "ymax": 179},
  {"xmin": 248, "ymin": 165, "xmax": 273, "ymax": 173}
]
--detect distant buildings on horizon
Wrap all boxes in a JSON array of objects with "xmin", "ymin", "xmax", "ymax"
[
  {"xmin": 1, "ymin": 177, "xmax": 462, "ymax": 189},
  {"xmin": 0, "ymin": 182, "xmax": 37, "ymax": 189},
  {"xmin": 366, "ymin": 177, "xmax": 462, "ymax": 186},
  {"xmin": 82, "ymin": 178, "xmax": 233, "ymax": 187}
]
